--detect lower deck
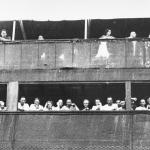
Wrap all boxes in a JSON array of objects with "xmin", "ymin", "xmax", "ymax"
[{"xmin": 0, "ymin": 82, "xmax": 150, "ymax": 110}]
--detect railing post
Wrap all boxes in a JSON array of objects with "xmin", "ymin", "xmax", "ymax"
[
  {"xmin": 84, "ymin": 19, "xmax": 90, "ymax": 39},
  {"xmin": 7, "ymin": 81, "xmax": 18, "ymax": 111},
  {"xmin": 125, "ymin": 81, "xmax": 132, "ymax": 110},
  {"xmin": 12, "ymin": 20, "xmax": 16, "ymax": 41}
]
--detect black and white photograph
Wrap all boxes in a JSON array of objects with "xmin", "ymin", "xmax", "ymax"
[{"xmin": 0, "ymin": 0, "xmax": 150, "ymax": 149}]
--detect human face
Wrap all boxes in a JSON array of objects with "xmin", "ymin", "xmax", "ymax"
[
  {"xmin": 140, "ymin": 99, "xmax": 146, "ymax": 107},
  {"xmin": 0, "ymin": 101, "xmax": 4, "ymax": 109},
  {"xmin": 147, "ymin": 98, "xmax": 150, "ymax": 104},
  {"xmin": 34, "ymin": 98, "xmax": 40, "ymax": 106},
  {"xmin": 116, "ymin": 100, "xmax": 121, "ymax": 105},
  {"xmin": 20, "ymin": 97, "xmax": 26, "ymax": 105},
  {"xmin": 130, "ymin": 32, "xmax": 136, "ymax": 38},
  {"xmin": 58, "ymin": 99, "xmax": 63, "ymax": 107},
  {"xmin": 120, "ymin": 101, "xmax": 125, "ymax": 107},
  {"xmin": 47, "ymin": 101, "xmax": 52, "ymax": 109},
  {"xmin": 83, "ymin": 99, "xmax": 89, "ymax": 108},
  {"xmin": 1, "ymin": 30, "xmax": 7, "ymax": 38},
  {"xmin": 107, "ymin": 97, "xmax": 113, "ymax": 105},
  {"xmin": 106, "ymin": 30, "xmax": 111, "ymax": 36},
  {"xmin": 66, "ymin": 99, "xmax": 72, "ymax": 107},
  {"xmin": 95, "ymin": 99, "xmax": 101, "ymax": 106}
]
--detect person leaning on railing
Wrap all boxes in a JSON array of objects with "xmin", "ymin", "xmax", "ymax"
[
  {"xmin": 91, "ymin": 99, "xmax": 102, "ymax": 111},
  {"xmin": 99, "ymin": 29, "xmax": 115, "ymax": 39},
  {"xmin": 102, "ymin": 97, "xmax": 118, "ymax": 111},
  {"xmin": 43, "ymin": 101, "xmax": 55, "ymax": 111},
  {"xmin": 135, "ymin": 99, "xmax": 147, "ymax": 110},
  {"xmin": 61, "ymin": 99, "xmax": 79, "ymax": 111},
  {"xmin": 29, "ymin": 98, "xmax": 43, "ymax": 111},
  {"xmin": 18, "ymin": 97, "xmax": 30, "ymax": 111},
  {"xmin": 0, "ymin": 29, "xmax": 11, "ymax": 41}
]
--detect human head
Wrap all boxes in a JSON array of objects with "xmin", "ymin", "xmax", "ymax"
[
  {"xmin": 83, "ymin": 99, "xmax": 89, "ymax": 108},
  {"xmin": 1, "ymin": 29, "xmax": 7, "ymax": 38},
  {"xmin": 95, "ymin": 99, "xmax": 101, "ymax": 106},
  {"xmin": 116, "ymin": 100, "xmax": 121, "ymax": 104},
  {"xmin": 46, "ymin": 101, "xmax": 53, "ymax": 109},
  {"xmin": 34, "ymin": 98, "xmax": 40, "ymax": 105},
  {"xmin": 107, "ymin": 97, "xmax": 113, "ymax": 105},
  {"xmin": 105, "ymin": 29, "xmax": 111, "ymax": 36},
  {"xmin": 20, "ymin": 97, "xmax": 26, "ymax": 105},
  {"xmin": 129, "ymin": 31, "xmax": 136, "ymax": 38},
  {"xmin": 38, "ymin": 35, "xmax": 44, "ymax": 40},
  {"xmin": 57, "ymin": 99, "xmax": 63, "ymax": 107},
  {"xmin": 147, "ymin": 97, "xmax": 150, "ymax": 104},
  {"xmin": 120, "ymin": 101, "xmax": 125, "ymax": 108},
  {"xmin": 0, "ymin": 101, "xmax": 5, "ymax": 109},
  {"xmin": 140, "ymin": 99, "xmax": 146, "ymax": 107},
  {"xmin": 66, "ymin": 99, "xmax": 72, "ymax": 107}
]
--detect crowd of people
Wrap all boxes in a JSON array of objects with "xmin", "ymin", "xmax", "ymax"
[
  {"xmin": 1, "ymin": 96, "xmax": 150, "ymax": 111},
  {"xmin": 0, "ymin": 28, "xmax": 149, "ymax": 42}
]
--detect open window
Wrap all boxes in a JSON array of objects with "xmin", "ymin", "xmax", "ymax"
[{"xmin": 19, "ymin": 82, "xmax": 125, "ymax": 110}]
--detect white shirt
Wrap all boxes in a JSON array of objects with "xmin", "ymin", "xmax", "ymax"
[
  {"xmin": 30, "ymin": 104, "xmax": 43, "ymax": 111},
  {"xmin": 135, "ymin": 106, "xmax": 147, "ymax": 111},
  {"xmin": 18, "ymin": 102, "xmax": 30, "ymax": 111},
  {"xmin": 102, "ymin": 104, "xmax": 117, "ymax": 111},
  {"xmin": 92, "ymin": 105, "xmax": 102, "ymax": 111},
  {"xmin": 61, "ymin": 105, "xmax": 79, "ymax": 111},
  {"xmin": 43, "ymin": 106, "xmax": 56, "ymax": 111}
]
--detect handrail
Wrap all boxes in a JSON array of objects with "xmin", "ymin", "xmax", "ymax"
[
  {"xmin": 0, "ymin": 110, "xmax": 149, "ymax": 115},
  {"xmin": 1, "ymin": 38, "xmax": 150, "ymax": 44}
]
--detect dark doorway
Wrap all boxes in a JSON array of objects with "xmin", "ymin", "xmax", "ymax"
[{"xmin": 19, "ymin": 83, "xmax": 125, "ymax": 109}]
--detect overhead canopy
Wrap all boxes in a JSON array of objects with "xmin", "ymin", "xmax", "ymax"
[{"xmin": 1, "ymin": 0, "xmax": 150, "ymax": 20}]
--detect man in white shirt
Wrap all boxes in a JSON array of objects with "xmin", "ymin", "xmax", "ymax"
[
  {"xmin": 30, "ymin": 98, "xmax": 43, "ymax": 111},
  {"xmin": 135, "ymin": 99, "xmax": 147, "ymax": 111},
  {"xmin": 62, "ymin": 99, "xmax": 79, "ymax": 111},
  {"xmin": 92, "ymin": 99, "xmax": 102, "ymax": 111},
  {"xmin": 102, "ymin": 97, "xmax": 117, "ymax": 111},
  {"xmin": 18, "ymin": 97, "xmax": 30, "ymax": 111}
]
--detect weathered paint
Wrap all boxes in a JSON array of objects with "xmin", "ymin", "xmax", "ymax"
[{"xmin": 0, "ymin": 111, "xmax": 149, "ymax": 150}]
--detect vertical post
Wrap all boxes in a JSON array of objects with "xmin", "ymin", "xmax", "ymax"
[
  {"xmin": 7, "ymin": 81, "xmax": 18, "ymax": 111},
  {"xmin": 19, "ymin": 20, "xmax": 27, "ymax": 40},
  {"xmin": 12, "ymin": 20, "xmax": 16, "ymax": 41},
  {"xmin": 125, "ymin": 81, "xmax": 132, "ymax": 110},
  {"xmin": 84, "ymin": 19, "xmax": 88, "ymax": 39}
]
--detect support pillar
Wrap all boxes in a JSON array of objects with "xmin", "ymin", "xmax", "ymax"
[
  {"xmin": 7, "ymin": 81, "xmax": 18, "ymax": 111},
  {"xmin": 84, "ymin": 19, "xmax": 88, "ymax": 39},
  {"xmin": 84, "ymin": 19, "xmax": 91, "ymax": 39},
  {"xmin": 125, "ymin": 81, "xmax": 132, "ymax": 110},
  {"xmin": 12, "ymin": 20, "xmax": 16, "ymax": 41}
]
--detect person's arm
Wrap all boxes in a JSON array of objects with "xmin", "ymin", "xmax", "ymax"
[{"xmin": 0, "ymin": 37, "xmax": 11, "ymax": 41}]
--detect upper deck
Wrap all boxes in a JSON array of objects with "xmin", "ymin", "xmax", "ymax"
[{"xmin": 0, "ymin": 38, "xmax": 150, "ymax": 82}]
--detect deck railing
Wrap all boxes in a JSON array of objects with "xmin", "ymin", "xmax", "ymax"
[
  {"xmin": 0, "ymin": 111, "xmax": 149, "ymax": 150},
  {"xmin": 0, "ymin": 38, "xmax": 150, "ymax": 69}
]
